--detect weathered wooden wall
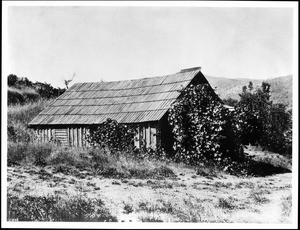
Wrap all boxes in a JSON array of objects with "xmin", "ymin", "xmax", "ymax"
[
  {"xmin": 36, "ymin": 122, "xmax": 160, "ymax": 150},
  {"xmin": 134, "ymin": 122, "xmax": 158, "ymax": 150},
  {"xmin": 36, "ymin": 126, "xmax": 90, "ymax": 147}
]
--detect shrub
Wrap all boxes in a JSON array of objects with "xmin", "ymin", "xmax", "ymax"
[
  {"xmin": 47, "ymin": 147, "xmax": 90, "ymax": 169},
  {"xmin": 281, "ymin": 195, "xmax": 292, "ymax": 217},
  {"xmin": 27, "ymin": 143, "xmax": 54, "ymax": 166},
  {"xmin": 7, "ymin": 142, "xmax": 55, "ymax": 166},
  {"xmin": 7, "ymin": 142, "xmax": 28, "ymax": 166},
  {"xmin": 86, "ymin": 118, "xmax": 136, "ymax": 153},
  {"xmin": 7, "ymin": 123, "xmax": 33, "ymax": 143},
  {"xmin": 168, "ymin": 83, "xmax": 244, "ymax": 167},
  {"xmin": 139, "ymin": 216, "xmax": 163, "ymax": 222},
  {"xmin": 123, "ymin": 203, "xmax": 134, "ymax": 214},
  {"xmin": 7, "ymin": 194, "xmax": 117, "ymax": 222},
  {"xmin": 218, "ymin": 197, "xmax": 236, "ymax": 209}
]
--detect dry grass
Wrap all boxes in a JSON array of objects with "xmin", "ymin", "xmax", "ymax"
[
  {"xmin": 7, "ymin": 100, "xmax": 51, "ymax": 142},
  {"xmin": 7, "ymin": 161, "xmax": 292, "ymax": 223},
  {"xmin": 281, "ymin": 195, "xmax": 292, "ymax": 219}
]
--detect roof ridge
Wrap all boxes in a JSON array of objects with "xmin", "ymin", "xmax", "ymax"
[{"xmin": 70, "ymin": 69, "xmax": 201, "ymax": 86}]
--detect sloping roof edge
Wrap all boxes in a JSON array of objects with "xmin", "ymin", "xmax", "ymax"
[{"xmin": 29, "ymin": 68, "xmax": 211, "ymax": 127}]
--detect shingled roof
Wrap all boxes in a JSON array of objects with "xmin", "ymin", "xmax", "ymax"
[{"xmin": 29, "ymin": 68, "xmax": 209, "ymax": 126}]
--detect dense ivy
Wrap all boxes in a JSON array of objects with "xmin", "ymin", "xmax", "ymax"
[
  {"xmin": 86, "ymin": 118, "xmax": 136, "ymax": 153},
  {"xmin": 168, "ymin": 83, "xmax": 244, "ymax": 167}
]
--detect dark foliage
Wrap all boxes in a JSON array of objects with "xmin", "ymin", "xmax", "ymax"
[
  {"xmin": 235, "ymin": 82, "xmax": 292, "ymax": 155},
  {"xmin": 168, "ymin": 83, "xmax": 245, "ymax": 170},
  {"xmin": 8, "ymin": 74, "xmax": 18, "ymax": 86},
  {"xmin": 86, "ymin": 118, "xmax": 136, "ymax": 153},
  {"xmin": 35, "ymin": 81, "xmax": 65, "ymax": 99}
]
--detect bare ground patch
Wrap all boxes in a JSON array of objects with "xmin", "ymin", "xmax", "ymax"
[{"xmin": 7, "ymin": 165, "xmax": 292, "ymax": 223}]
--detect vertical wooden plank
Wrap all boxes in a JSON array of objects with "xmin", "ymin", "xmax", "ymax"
[
  {"xmin": 74, "ymin": 127, "xmax": 78, "ymax": 147},
  {"xmin": 48, "ymin": 129, "xmax": 50, "ymax": 141},
  {"xmin": 44, "ymin": 129, "xmax": 47, "ymax": 142},
  {"xmin": 51, "ymin": 129, "xmax": 54, "ymax": 142},
  {"xmin": 41, "ymin": 129, "xmax": 44, "ymax": 142},
  {"xmin": 85, "ymin": 128, "xmax": 90, "ymax": 147},
  {"xmin": 144, "ymin": 125, "xmax": 147, "ymax": 148},
  {"xmin": 78, "ymin": 127, "xmax": 82, "ymax": 147},
  {"xmin": 141, "ymin": 125, "xmax": 144, "ymax": 148},
  {"xmin": 82, "ymin": 127, "xmax": 85, "ymax": 147},
  {"xmin": 138, "ymin": 125, "xmax": 142, "ymax": 149},
  {"xmin": 157, "ymin": 121, "xmax": 161, "ymax": 149},
  {"xmin": 81, "ymin": 127, "xmax": 84, "ymax": 147},
  {"xmin": 150, "ymin": 125, "xmax": 157, "ymax": 150},
  {"xmin": 70, "ymin": 128, "xmax": 74, "ymax": 147},
  {"xmin": 82, "ymin": 127, "xmax": 84, "ymax": 147},
  {"xmin": 146, "ymin": 123, "xmax": 151, "ymax": 148},
  {"xmin": 37, "ymin": 130, "xmax": 40, "ymax": 143},
  {"xmin": 133, "ymin": 125, "xmax": 139, "ymax": 149},
  {"xmin": 67, "ymin": 128, "xmax": 70, "ymax": 146}
]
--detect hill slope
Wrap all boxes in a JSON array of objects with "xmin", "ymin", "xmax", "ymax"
[
  {"xmin": 205, "ymin": 75, "xmax": 293, "ymax": 109},
  {"xmin": 7, "ymin": 74, "xmax": 65, "ymax": 105}
]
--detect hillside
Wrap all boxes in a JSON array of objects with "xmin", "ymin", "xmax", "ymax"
[
  {"xmin": 7, "ymin": 74, "xmax": 65, "ymax": 105},
  {"xmin": 7, "ymin": 74, "xmax": 293, "ymax": 109},
  {"xmin": 205, "ymin": 75, "xmax": 293, "ymax": 109}
]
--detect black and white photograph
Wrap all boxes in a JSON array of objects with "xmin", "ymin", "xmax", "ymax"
[{"xmin": 2, "ymin": 1, "xmax": 298, "ymax": 228}]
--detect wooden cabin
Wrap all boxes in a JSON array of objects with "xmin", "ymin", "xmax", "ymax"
[{"xmin": 28, "ymin": 67, "xmax": 217, "ymax": 153}]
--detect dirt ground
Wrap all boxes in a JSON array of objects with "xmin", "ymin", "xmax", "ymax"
[{"xmin": 7, "ymin": 164, "xmax": 292, "ymax": 223}]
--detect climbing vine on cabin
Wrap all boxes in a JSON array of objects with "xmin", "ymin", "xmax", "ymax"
[
  {"xmin": 86, "ymin": 118, "xmax": 136, "ymax": 153},
  {"xmin": 168, "ymin": 84, "xmax": 245, "ymax": 167}
]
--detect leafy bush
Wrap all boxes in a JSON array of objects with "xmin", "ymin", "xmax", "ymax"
[
  {"xmin": 7, "ymin": 194, "xmax": 117, "ymax": 222},
  {"xmin": 7, "ymin": 142, "xmax": 55, "ymax": 166},
  {"xmin": 168, "ymin": 83, "xmax": 244, "ymax": 167},
  {"xmin": 86, "ymin": 118, "xmax": 136, "ymax": 153},
  {"xmin": 7, "ymin": 123, "xmax": 34, "ymax": 143},
  {"xmin": 7, "ymin": 142, "xmax": 28, "ymax": 165},
  {"xmin": 28, "ymin": 143, "xmax": 55, "ymax": 166}
]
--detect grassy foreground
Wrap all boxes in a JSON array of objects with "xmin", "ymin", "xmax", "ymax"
[{"xmin": 6, "ymin": 142, "xmax": 292, "ymax": 223}]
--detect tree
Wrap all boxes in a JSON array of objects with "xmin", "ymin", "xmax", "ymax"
[
  {"xmin": 236, "ymin": 81, "xmax": 271, "ymax": 145},
  {"xmin": 8, "ymin": 74, "xmax": 18, "ymax": 86},
  {"xmin": 235, "ymin": 82, "xmax": 292, "ymax": 155}
]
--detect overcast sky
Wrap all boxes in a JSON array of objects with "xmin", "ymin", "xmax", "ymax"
[{"xmin": 7, "ymin": 4, "xmax": 294, "ymax": 88}]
